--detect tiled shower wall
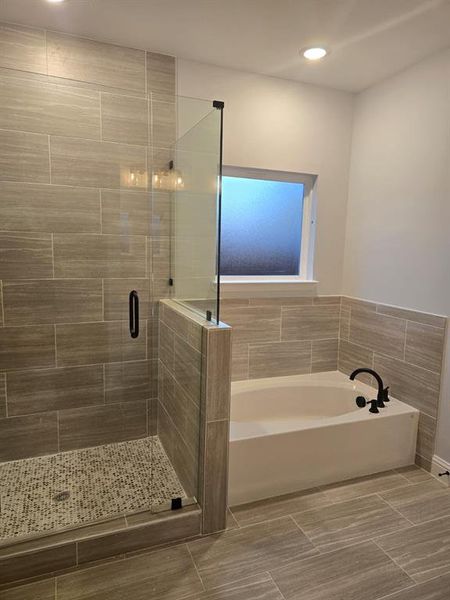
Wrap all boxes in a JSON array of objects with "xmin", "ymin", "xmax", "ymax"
[
  {"xmin": 0, "ymin": 22, "xmax": 175, "ymax": 461},
  {"xmin": 224, "ymin": 294, "xmax": 447, "ymax": 470}
]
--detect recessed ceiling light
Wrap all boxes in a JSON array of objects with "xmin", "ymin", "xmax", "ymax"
[
  {"xmin": 47, "ymin": 0, "xmax": 65, "ymax": 3},
  {"xmin": 302, "ymin": 47, "xmax": 328, "ymax": 61}
]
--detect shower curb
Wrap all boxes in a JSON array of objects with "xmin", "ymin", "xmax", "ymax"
[{"xmin": 0, "ymin": 505, "xmax": 201, "ymax": 587}]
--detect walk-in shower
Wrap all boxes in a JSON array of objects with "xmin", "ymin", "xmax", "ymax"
[{"xmin": 0, "ymin": 61, "xmax": 224, "ymax": 550}]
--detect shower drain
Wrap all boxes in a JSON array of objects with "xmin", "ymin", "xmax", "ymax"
[{"xmin": 54, "ymin": 491, "xmax": 71, "ymax": 502}]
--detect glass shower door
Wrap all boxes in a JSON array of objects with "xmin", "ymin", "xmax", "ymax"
[
  {"xmin": 108, "ymin": 184, "xmax": 154, "ymax": 518},
  {"xmin": 0, "ymin": 68, "xmax": 155, "ymax": 543}
]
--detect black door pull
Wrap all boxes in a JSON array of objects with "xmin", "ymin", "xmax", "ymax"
[{"xmin": 129, "ymin": 290, "xmax": 139, "ymax": 339}]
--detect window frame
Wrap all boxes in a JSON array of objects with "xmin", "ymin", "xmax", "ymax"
[{"xmin": 220, "ymin": 166, "xmax": 317, "ymax": 283}]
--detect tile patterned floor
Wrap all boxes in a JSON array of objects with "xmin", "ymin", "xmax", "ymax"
[
  {"xmin": 3, "ymin": 465, "xmax": 450, "ymax": 600},
  {"xmin": 0, "ymin": 437, "xmax": 186, "ymax": 541}
]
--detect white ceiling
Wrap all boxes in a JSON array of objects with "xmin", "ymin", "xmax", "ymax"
[{"xmin": 0, "ymin": 0, "xmax": 449, "ymax": 92}]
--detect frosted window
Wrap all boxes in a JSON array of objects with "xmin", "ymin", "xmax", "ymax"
[{"xmin": 220, "ymin": 176, "xmax": 304, "ymax": 276}]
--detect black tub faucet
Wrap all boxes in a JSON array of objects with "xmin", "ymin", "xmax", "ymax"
[{"xmin": 349, "ymin": 368, "xmax": 390, "ymax": 408}]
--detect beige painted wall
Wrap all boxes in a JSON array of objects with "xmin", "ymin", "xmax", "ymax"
[
  {"xmin": 177, "ymin": 59, "xmax": 355, "ymax": 296},
  {"xmin": 178, "ymin": 52, "xmax": 450, "ymax": 464},
  {"xmin": 342, "ymin": 50, "xmax": 450, "ymax": 463}
]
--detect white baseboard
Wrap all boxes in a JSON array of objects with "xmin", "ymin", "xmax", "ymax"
[{"xmin": 431, "ymin": 455, "xmax": 450, "ymax": 486}]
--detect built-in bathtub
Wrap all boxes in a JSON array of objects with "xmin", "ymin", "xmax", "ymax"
[{"xmin": 229, "ymin": 371, "xmax": 419, "ymax": 505}]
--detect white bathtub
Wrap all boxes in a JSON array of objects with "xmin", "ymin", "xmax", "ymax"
[{"xmin": 229, "ymin": 371, "xmax": 419, "ymax": 505}]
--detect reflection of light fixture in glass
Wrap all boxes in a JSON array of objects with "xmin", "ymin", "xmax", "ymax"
[
  {"xmin": 152, "ymin": 162, "xmax": 184, "ymax": 191},
  {"xmin": 122, "ymin": 167, "xmax": 148, "ymax": 188}
]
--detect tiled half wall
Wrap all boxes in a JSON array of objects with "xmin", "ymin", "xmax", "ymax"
[
  {"xmin": 0, "ymin": 22, "xmax": 176, "ymax": 461},
  {"xmin": 223, "ymin": 295, "xmax": 447, "ymax": 470},
  {"xmin": 159, "ymin": 300, "xmax": 231, "ymax": 534}
]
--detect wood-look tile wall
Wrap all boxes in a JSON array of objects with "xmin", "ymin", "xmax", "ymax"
[
  {"xmin": 221, "ymin": 296, "xmax": 341, "ymax": 382},
  {"xmin": 0, "ymin": 22, "xmax": 176, "ymax": 461},
  {"xmin": 338, "ymin": 296, "xmax": 447, "ymax": 469},
  {"xmin": 158, "ymin": 303, "xmax": 203, "ymax": 498},
  {"xmin": 223, "ymin": 295, "xmax": 446, "ymax": 470},
  {"xmin": 159, "ymin": 300, "xmax": 231, "ymax": 533}
]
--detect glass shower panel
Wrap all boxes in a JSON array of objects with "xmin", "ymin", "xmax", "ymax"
[
  {"xmin": 149, "ymin": 99, "xmax": 222, "ymax": 514},
  {"xmin": 170, "ymin": 102, "xmax": 223, "ymax": 323}
]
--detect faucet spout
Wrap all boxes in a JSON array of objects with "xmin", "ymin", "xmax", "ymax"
[{"xmin": 349, "ymin": 368, "xmax": 387, "ymax": 407}]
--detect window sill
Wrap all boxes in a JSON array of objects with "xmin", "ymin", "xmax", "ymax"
[{"xmin": 220, "ymin": 277, "xmax": 318, "ymax": 298}]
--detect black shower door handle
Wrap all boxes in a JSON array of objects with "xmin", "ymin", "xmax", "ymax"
[{"xmin": 129, "ymin": 290, "xmax": 139, "ymax": 339}]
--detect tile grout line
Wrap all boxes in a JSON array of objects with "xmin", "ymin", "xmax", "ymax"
[
  {"xmin": 102, "ymin": 363, "xmax": 106, "ymax": 403},
  {"xmin": 48, "ymin": 135, "xmax": 52, "ymax": 184},
  {"xmin": 374, "ymin": 493, "xmax": 416, "ymax": 527},
  {"xmin": 56, "ymin": 409, "xmax": 60, "ymax": 453},
  {"xmin": 375, "ymin": 569, "xmax": 450, "ymax": 600},
  {"xmin": 51, "ymin": 233, "xmax": 55, "ymax": 278},
  {"xmin": 3, "ymin": 370, "xmax": 8, "ymax": 418},
  {"xmin": 0, "ymin": 280, "xmax": 5, "ymax": 327},
  {"xmin": 268, "ymin": 572, "xmax": 289, "ymax": 600},
  {"xmin": 99, "ymin": 190, "xmax": 103, "ymax": 234},
  {"xmin": 54, "ymin": 324, "xmax": 58, "ymax": 368},
  {"xmin": 372, "ymin": 537, "xmax": 416, "ymax": 583},
  {"xmin": 185, "ymin": 542, "xmax": 207, "ymax": 592},
  {"xmin": 0, "ymin": 125, "xmax": 153, "ymax": 151},
  {"xmin": 403, "ymin": 320, "xmax": 407, "ymax": 361},
  {"xmin": 287, "ymin": 514, "xmax": 318, "ymax": 550},
  {"xmin": 44, "ymin": 29, "xmax": 49, "ymax": 76},
  {"xmin": 99, "ymin": 92, "xmax": 103, "ymax": 142}
]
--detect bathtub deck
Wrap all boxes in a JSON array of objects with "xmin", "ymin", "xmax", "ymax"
[{"xmin": 3, "ymin": 465, "xmax": 450, "ymax": 600}]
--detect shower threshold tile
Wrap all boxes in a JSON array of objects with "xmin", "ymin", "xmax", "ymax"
[{"xmin": 0, "ymin": 436, "xmax": 186, "ymax": 542}]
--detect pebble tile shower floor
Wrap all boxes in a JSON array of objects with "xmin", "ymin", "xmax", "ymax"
[{"xmin": 0, "ymin": 437, "xmax": 186, "ymax": 541}]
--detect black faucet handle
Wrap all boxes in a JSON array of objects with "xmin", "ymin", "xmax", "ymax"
[
  {"xmin": 382, "ymin": 386, "xmax": 390, "ymax": 402},
  {"xmin": 355, "ymin": 397, "xmax": 380, "ymax": 414},
  {"xmin": 368, "ymin": 400, "xmax": 380, "ymax": 414}
]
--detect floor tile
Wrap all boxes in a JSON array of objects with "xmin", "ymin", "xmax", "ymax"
[
  {"xmin": 184, "ymin": 573, "xmax": 282, "ymax": 600},
  {"xmin": 383, "ymin": 572, "xmax": 450, "ymax": 599},
  {"xmin": 188, "ymin": 516, "xmax": 317, "ymax": 589},
  {"xmin": 380, "ymin": 480, "xmax": 450, "ymax": 524},
  {"xmin": 226, "ymin": 510, "xmax": 239, "ymax": 530},
  {"xmin": 293, "ymin": 494, "xmax": 411, "ymax": 552},
  {"xmin": 320, "ymin": 470, "xmax": 408, "ymax": 502},
  {"xmin": 270, "ymin": 540, "xmax": 413, "ymax": 600},
  {"xmin": 395, "ymin": 465, "xmax": 435, "ymax": 484},
  {"xmin": 230, "ymin": 488, "xmax": 330, "ymax": 527},
  {"xmin": 376, "ymin": 516, "xmax": 450, "ymax": 583},
  {"xmin": 0, "ymin": 578, "xmax": 55, "ymax": 599},
  {"xmin": 56, "ymin": 544, "xmax": 203, "ymax": 600}
]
